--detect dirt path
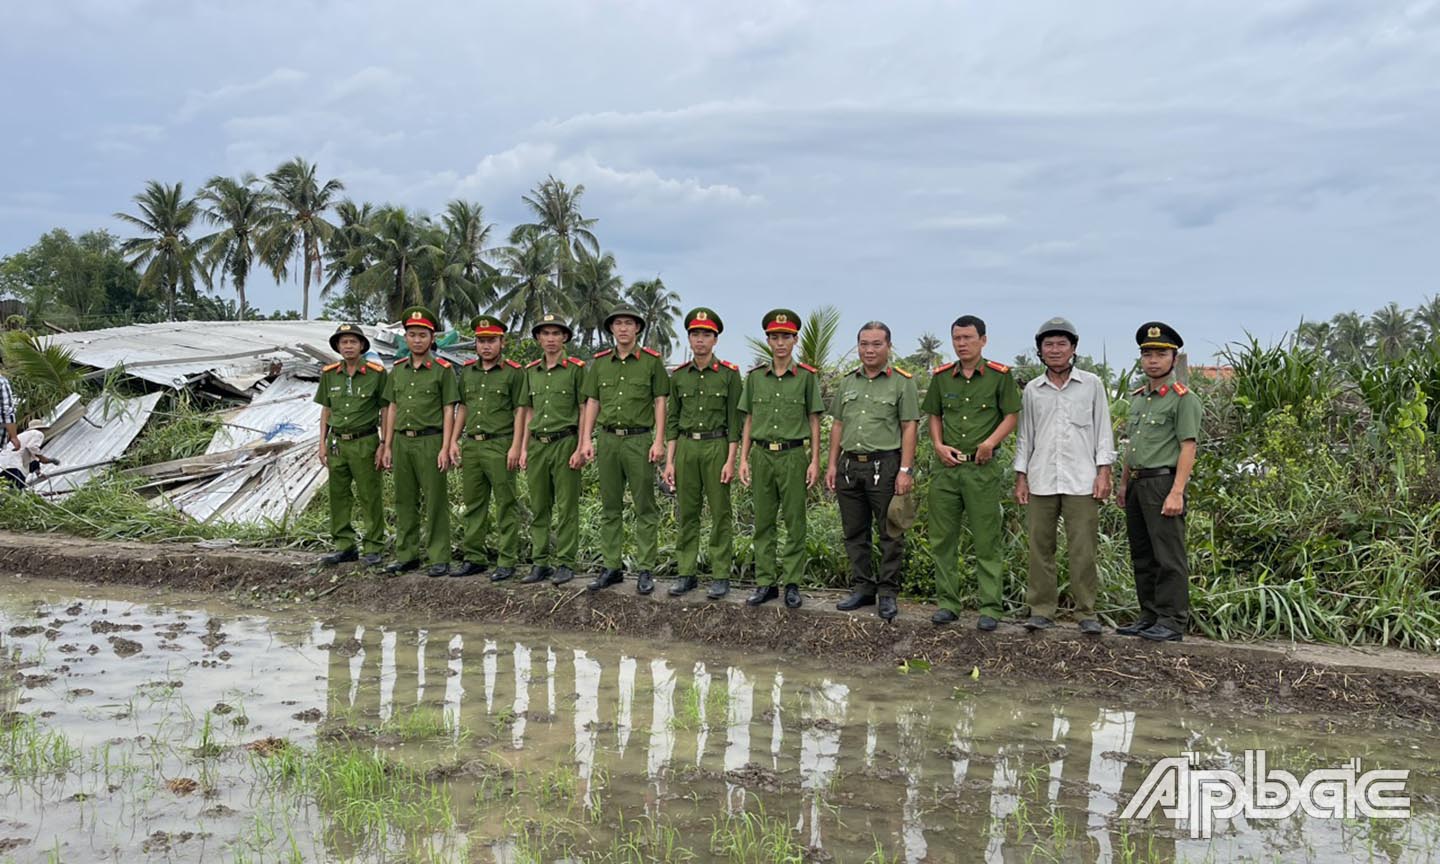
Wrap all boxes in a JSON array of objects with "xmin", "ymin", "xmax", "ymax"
[{"xmin": 3, "ymin": 530, "xmax": 1438, "ymax": 723}]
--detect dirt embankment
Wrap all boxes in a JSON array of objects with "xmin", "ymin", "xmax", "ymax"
[{"xmin": 2, "ymin": 530, "xmax": 1438, "ymax": 723}]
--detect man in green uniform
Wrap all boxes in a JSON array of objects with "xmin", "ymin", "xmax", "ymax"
[
  {"xmin": 522, "ymin": 313, "xmax": 587, "ymax": 586},
  {"xmin": 662, "ymin": 308, "xmax": 742, "ymax": 599},
  {"xmin": 314, "ymin": 323, "xmax": 388, "ymax": 567},
  {"xmin": 923, "ymin": 314, "xmax": 1022, "ymax": 631},
  {"xmin": 447, "ymin": 315, "xmax": 529, "ymax": 580},
  {"xmin": 380, "ymin": 306, "xmax": 460, "ymax": 577},
  {"xmin": 578, "ymin": 305, "xmax": 671, "ymax": 594},
  {"xmin": 826, "ymin": 321, "xmax": 920, "ymax": 621},
  {"xmin": 739, "ymin": 309, "xmax": 824, "ymax": 608},
  {"xmin": 1117, "ymin": 322, "xmax": 1201, "ymax": 642}
]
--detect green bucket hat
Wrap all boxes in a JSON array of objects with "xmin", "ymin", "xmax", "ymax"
[
  {"xmin": 328, "ymin": 322, "xmax": 371, "ymax": 354},
  {"xmin": 604, "ymin": 305, "xmax": 647, "ymax": 334},
  {"xmin": 530, "ymin": 312, "xmax": 574, "ymax": 342}
]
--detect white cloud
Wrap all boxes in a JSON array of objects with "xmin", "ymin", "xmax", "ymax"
[
  {"xmin": 915, "ymin": 214, "xmax": 1013, "ymax": 232},
  {"xmin": 174, "ymin": 67, "xmax": 307, "ymax": 122}
]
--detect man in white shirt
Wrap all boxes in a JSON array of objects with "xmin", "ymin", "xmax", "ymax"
[
  {"xmin": 1013, "ymin": 318, "xmax": 1115, "ymax": 635},
  {"xmin": 1, "ymin": 421, "xmax": 58, "ymax": 490}
]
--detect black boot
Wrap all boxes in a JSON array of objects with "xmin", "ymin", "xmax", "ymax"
[
  {"xmin": 588, "ymin": 569, "xmax": 624, "ymax": 592},
  {"xmin": 321, "ymin": 549, "xmax": 358, "ymax": 566},
  {"xmin": 877, "ymin": 596, "xmax": 898, "ymax": 621},
  {"xmin": 551, "ymin": 566, "xmax": 575, "ymax": 586},
  {"xmin": 425, "ymin": 563, "xmax": 450, "ymax": 578},
  {"xmin": 383, "ymin": 559, "xmax": 419, "ymax": 576},
  {"xmin": 669, "ymin": 576, "xmax": 698, "ymax": 596},
  {"xmin": 783, "ymin": 584, "xmax": 802, "ymax": 609},
  {"xmin": 1116, "ymin": 619, "xmax": 1155, "ymax": 637},
  {"xmin": 359, "ymin": 552, "xmax": 385, "ymax": 567},
  {"xmin": 522, "ymin": 566, "xmax": 553, "ymax": 584},
  {"xmin": 747, "ymin": 586, "xmax": 779, "ymax": 606},
  {"xmin": 449, "ymin": 561, "xmax": 485, "ymax": 578},
  {"xmin": 836, "ymin": 591, "xmax": 876, "ymax": 612},
  {"xmin": 706, "ymin": 579, "xmax": 730, "ymax": 600},
  {"xmin": 636, "ymin": 571, "xmax": 655, "ymax": 595},
  {"xmin": 489, "ymin": 566, "xmax": 516, "ymax": 582}
]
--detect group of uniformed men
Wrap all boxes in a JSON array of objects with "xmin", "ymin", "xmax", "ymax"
[{"xmin": 315, "ymin": 304, "xmax": 1199, "ymax": 642}]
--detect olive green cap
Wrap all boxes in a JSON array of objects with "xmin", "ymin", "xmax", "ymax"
[
  {"xmin": 683, "ymin": 307, "xmax": 723, "ymax": 334},
  {"xmin": 761, "ymin": 308, "xmax": 801, "ymax": 334},
  {"xmin": 886, "ymin": 490, "xmax": 918, "ymax": 535},
  {"xmin": 530, "ymin": 312, "xmax": 574, "ymax": 342},
  {"xmin": 328, "ymin": 322, "xmax": 371, "ymax": 354},
  {"xmin": 400, "ymin": 305, "xmax": 440, "ymax": 332},
  {"xmin": 604, "ymin": 304, "xmax": 647, "ymax": 334},
  {"xmin": 470, "ymin": 315, "xmax": 507, "ymax": 337}
]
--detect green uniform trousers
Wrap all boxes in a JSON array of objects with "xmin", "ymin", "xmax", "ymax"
[
  {"xmin": 929, "ymin": 459, "xmax": 1006, "ymax": 617},
  {"xmin": 327, "ymin": 433, "xmax": 385, "ymax": 555},
  {"xmin": 1125, "ymin": 474, "xmax": 1190, "ymax": 631},
  {"xmin": 674, "ymin": 437, "xmax": 733, "ymax": 578},
  {"xmin": 1025, "ymin": 494, "xmax": 1099, "ymax": 619},
  {"xmin": 597, "ymin": 431, "xmax": 659, "ymax": 570},
  {"xmin": 836, "ymin": 452, "xmax": 904, "ymax": 598},
  {"xmin": 392, "ymin": 433, "xmax": 451, "ymax": 566},
  {"xmin": 459, "ymin": 436, "xmax": 521, "ymax": 567},
  {"xmin": 751, "ymin": 447, "xmax": 808, "ymax": 587},
  {"xmin": 528, "ymin": 436, "xmax": 581, "ymax": 569}
]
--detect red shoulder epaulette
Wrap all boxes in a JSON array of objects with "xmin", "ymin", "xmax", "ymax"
[
  {"xmin": 893, "ymin": 366, "xmax": 913, "ymax": 378},
  {"xmin": 798, "ymin": 362, "xmax": 818, "ymax": 374},
  {"xmin": 365, "ymin": 360, "xmax": 384, "ymax": 372},
  {"xmin": 642, "ymin": 346, "xmax": 661, "ymax": 357},
  {"xmin": 526, "ymin": 358, "xmax": 543, "ymax": 368},
  {"xmin": 322, "ymin": 361, "xmax": 341, "ymax": 372},
  {"xmin": 505, "ymin": 359, "xmax": 522, "ymax": 369},
  {"xmin": 1173, "ymin": 382, "xmax": 1189, "ymax": 396},
  {"xmin": 750, "ymin": 362, "xmax": 769, "ymax": 373},
  {"xmin": 462, "ymin": 358, "xmax": 478, "ymax": 367},
  {"xmin": 1132, "ymin": 385, "xmax": 1146, "ymax": 395},
  {"xmin": 986, "ymin": 360, "xmax": 1010, "ymax": 374},
  {"xmin": 720, "ymin": 359, "xmax": 739, "ymax": 371},
  {"xmin": 673, "ymin": 360, "xmax": 692, "ymax": 371},
  {"xmin": 566, "ymin": 357, "xmax": 586, "ymax": 367},
  {"xmin": 594, "ymin": 349, "xmax": 613, "ymax": 358},
  {"xmin": 435, "ymin": 357, "xmax": 452, "ymax": 368},
  {"xmin": 933, "ymin": 361, "xmax": 956, "ymax": 375}
]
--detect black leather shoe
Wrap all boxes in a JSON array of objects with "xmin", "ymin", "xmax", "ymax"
[
  {"xmin": 877, "ymin": 596, "xmax": 898, "ymax": 621},
  {"xmin": 1139, "ymin": 623, "xmax": 1183, "ymax": 642},
  {"xmin": 1023, "ymin": 616, "xmax": 1054, "ymax": 631},
  {"xmin": 976, "ymin": 615, "xmax": 998, "ymax": 632},
  {"xmin": 706, "ymin": 579, "xmax": 729, "ymax": 600},
  {"xmin": 669, "ymin": 576, "xmax": 698, "ymax": 597},
  {"xmin": 588, "ymin": 569, "xmax": 624, "ymax": 592},
  {"xmin": 425, "ymin": 563, "xmax": 450, "ymax": 578},
  {"xmin": 1116, "ymin": 619, "xmax": 1155, "ymax": 637},
  {"xmin": 449, "ymin": 561, "xmax": 485, "ymax": 578},
  {"xmin": 747, "ymin": 586, "xmax": 779, "ymax": 606},
  {"xmin": 321, "ymin": 549, "xmax": 358, "ymax": 566},
  {"xmin": 784, "ymin": 584, "xmax": 802, "ymax": 608},
  {"xmin": 836, "ymin": 591, "xmax": 876, "ymax": 612},
  {"xmin": 636, "ymin": 571, "xmax": 655, "ymax": 595},
  {"xmin": 359, "ymin": 553, "xmax": 385, "ymax": 567},
  {"xmin": 489, "ymin": 566, "xmax": 516, "ymax": 583},
  {"xmin": 551, "ymin": 566, "xmax": 575, "ymax": 586},
  {"xmin": 384, "ymin": 559, "xmax": 419, "ymax": 576},
  {"xmin": 521, "ymin": 566, "xmax": 553, "ymax": 584},
  {"xmin": 1079, "ymin": 619, "xmax": 1103, "ymax": 636},
  {"xmin": 932, "ymin": 608, "xmax": 958, "ymax": 625}
]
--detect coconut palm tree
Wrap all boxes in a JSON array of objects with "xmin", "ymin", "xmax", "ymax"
[
  {"xmin": 625, "ymin": 277, "xmax": 682, "ymax": 357},
  {"xmin": 1414, "ymin": 295, "xmax": 1440, "ymax": 342},
  {"xmin": 490, "ymin": 226, "xmax": 570, "ymax": 335},
  {"xmin": 913, "ymin": 332, "xmax": 944, "ymax": 368},
  {"xmin": 196, "ymin": 174, "xmax": 275, "ymax": 320},
  {"xmin": 321, "ymin": 199, "xmax": 377, "ymax": 308},
  {"xmin": 1328, "ymin": 311, "xmax": 1371, "ymax": 363},
  {"xmin": 1370, "ymin": 302, "xmax": 1415, "ymax": 360},
  {"xmin": 114, "ymin": 180, "xmax": 204, "ymax": 321},
  {"xmin": 517, "ymin": 175, "xmax": 599, "ymax": 297},
  {"xmin": 745, "ymin": 305, "xmax": 843, "ymax": 371},
  {"xmin": 262, "ymin": 157, "xmax": 343, "ymax": 319},
  {"xmin": 571, "ymin": 248, "xmax": 624, "ymax": 348},
  {"xmin": 352, "ymin": 207, "xmax": 443, "ymax": 321},
  {"xmin": 1294, "ymin": 319, "xmax": 1332, "ymax": 355},
  {"xmin": 435, "ymin": 200, "xmax": 498, "ymax": 323}
]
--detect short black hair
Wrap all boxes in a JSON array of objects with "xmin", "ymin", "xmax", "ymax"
[
  {"xmin": 857, "ymin": 321, "xmax": 892, "ymax": 343},
  {"xmin": 951, "ymin": 315, "xmax": 986, "ymax": 336}
]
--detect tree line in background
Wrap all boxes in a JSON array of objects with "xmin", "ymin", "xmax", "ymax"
[{"xmin": 0, "ymin": 159, "xmax": 687, "ymax": 355}]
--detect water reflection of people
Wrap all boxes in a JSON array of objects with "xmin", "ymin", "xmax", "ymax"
[
  {"xmin": 646, "ymin": 659, "xmax": 677, "ymax": 819},
  {"xmin": 573, "ymin": 649, "xmax": 602, "ymax": 811},
  {"xmin": 798, "ymin": 680, "xmax": 849, "ymax": 850},
  {"xmin": 723, "ymin": 666, "xmax": 755, "ymax": 816},
  {"xmin": 511, "ymin": 642, "xmax": 531, "ymax": 749}
]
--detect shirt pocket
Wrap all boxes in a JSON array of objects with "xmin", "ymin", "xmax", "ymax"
[{"xmin": 1067, "ymin": 402, "xmax": 1093, "ymax": 429}]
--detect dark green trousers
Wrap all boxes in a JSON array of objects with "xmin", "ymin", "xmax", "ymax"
[
  {"xmin": 929, "ymin": 459, "xmax": 1006, "ymax": 617},
  {"xmin": 674, "ymin": 437, "xmax": 733, "ymax": 578},
  {"xmin": 459, "ymin": 436, "xmax": 520, "ymax": 567},
  {"xmin": 750, "ymin": 447, "xmax": 808, "ymax": 587},
  {"xmin": 392, "ymin": 433, "xmax": 451, "ymax": 566},
  {"xmin": 327, "ymin": 433, "xmax": 385, "ymax": 555},
  {"xmin": 836, "ymin": 452, "xmax": 903, "ymax": 598},
  {"xmin": 1125, "ymin": 474, "xmax": 1190, "ymax": 630},
  {"xmin": 527, "ymin": 436, "xmax": 580, "ymax": 569},
  {"xmin": 1026, "ymin": 494, "xmax": 1099, "ymax": 619},
  {"xmin": 596, "ymin": 431, "xmax": 659, "ymax": 570}
]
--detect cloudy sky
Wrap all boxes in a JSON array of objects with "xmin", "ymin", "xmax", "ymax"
[{"xmin": 3, "ymin": 0, "xmax": 1438, "ymax": 363}]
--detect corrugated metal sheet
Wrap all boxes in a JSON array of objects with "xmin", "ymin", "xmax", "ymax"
[
  {"xmin": 31, "ymin": 392, "xmax": 163, "ymax": 495},
  {"xmin": 46, "ymin": 321, "xmax": 384, "ymax": 390},
  {"xmin": 162, "ymin": 436, "xmax": 326, "ymax": 525},
  {"xmin": 206, "ymin": 374, "xmax": 322, "ymax": 454}
]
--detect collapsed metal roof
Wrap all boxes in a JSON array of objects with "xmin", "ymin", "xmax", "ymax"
[{"xmin": 30, "ymin": 392, "xmax": 163, "ymax": 496}]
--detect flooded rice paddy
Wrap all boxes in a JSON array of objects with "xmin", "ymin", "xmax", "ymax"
[{"xmin": 1, "ymin": 576, "xmax": 1437, "ymax": 863}]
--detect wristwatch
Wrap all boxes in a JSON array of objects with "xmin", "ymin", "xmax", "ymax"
[{"xmin": 898, "ymin": 466, "xmax": 913, "ymax": 475}]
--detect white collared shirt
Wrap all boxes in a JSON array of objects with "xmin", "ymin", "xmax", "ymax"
[{"xmin": 1013, "ymin": 367, "xmax": 1115, "ymax": 496}]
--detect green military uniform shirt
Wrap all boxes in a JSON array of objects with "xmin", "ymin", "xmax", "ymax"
[
  {"xmin": 382, "ymin": 356, "xmax": 461, "ymax": 430},
  {"xmin": 739, "ymin": 362, "xmax": 825, "ymax": 440},
  {"xmin": 829, "ymin": 366, "xmax": 921, "ymax": 452},
  {"xmin": 1124, "ymin": 377, "xmax": 1202, "ymax": 469},
  {"xmin": 666, "ymin": 359, "xmax": 743, "ymax": 442},
  {"xmin": 458, "ymin": 358, "xmax": 530, "ymax": 435},
  {"xmin": 314, "ymin": 361, "xmax": 388, "ymax": 431},
  {"xmin": 525, "ymin": 355, "xmax": 585, "ymax": 433},
  {"xmin": 581, "ymin": 347, "xmax": 672, "ymax": 427},
  {"xmin": 920, "ymin": 359, "xmax": 1022, "ymax": 451}
]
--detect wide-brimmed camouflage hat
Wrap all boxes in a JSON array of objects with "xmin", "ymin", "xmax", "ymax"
[
  {"xmin": 604, "ymin": 304, "xmax": 647, "ymax": 334},
  {"xmin": 328, "ymin": 322, "xmax": 371, "ymax": 354},
  {"xmin": 400, "ymin": 305, "xmax": 440, "ymax": 332},
  {"xmin": 683, "ymin": 307, "xmax": 723, "ymax": 335},
  {"xmin": 530, "ymin": 312, "xmax": 574, "ymax": 342}
]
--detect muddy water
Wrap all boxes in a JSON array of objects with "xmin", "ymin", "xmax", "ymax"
[{"xmin": 1, "ymin": 577, "xmax": 1436, "ymax": 864}]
